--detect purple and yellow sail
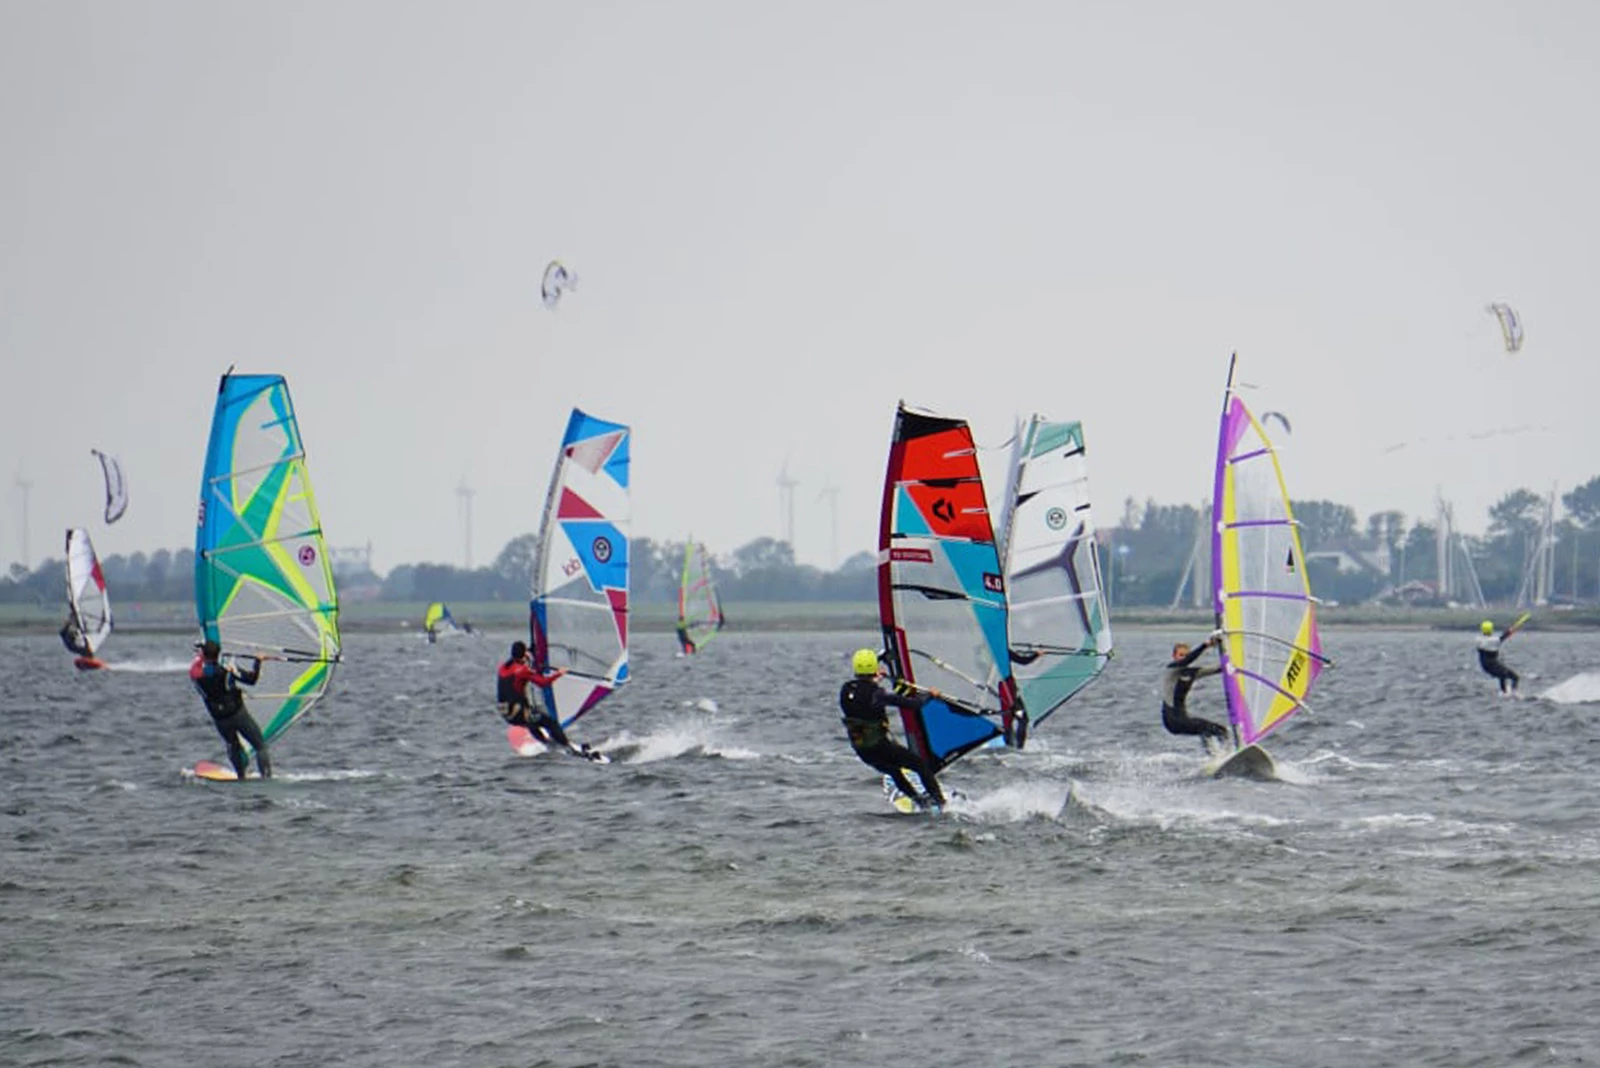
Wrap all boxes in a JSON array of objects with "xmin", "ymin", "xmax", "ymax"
[{"xmin": 1211, "ymin": 355, "xmax": 1329, "ymax": 747}]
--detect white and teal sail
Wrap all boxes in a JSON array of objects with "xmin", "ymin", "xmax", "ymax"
[
  {"xmin": 194, "ymin": 373, "xmax": 341, "ymax": 742},
  {"xmin": 996, "ymin": 416, "xmax": 1113, "ymax": 726}
]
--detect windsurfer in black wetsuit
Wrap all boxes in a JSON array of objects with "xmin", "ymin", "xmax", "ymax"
[
  {"xmin": 1160, "ymin": 634, "xmax": 1230, "ymax": 749},
  {"xmin": 497, "ymin": 641, "xmax": 597, "ymax": 758},
  {"xmin": 59, "ymin": 618, "xmax": 90, "ymax": 657},
  {"xmin": 839, "ymin": 649, "xmax": 946, "ymax": 809},
  {"xmin": 675, "ymin": 621, "xmax": 696, "ymax": 656},
  {"xmin": 189, "ymin": 639, "xmax": 271, "ymax": 779},
  {"xmin": 1476, "ymin": 619, "xmax": 1522, "ymax": 695}
]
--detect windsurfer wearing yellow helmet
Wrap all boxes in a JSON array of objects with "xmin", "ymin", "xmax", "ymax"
[
  {"xmin": 1476, "ymin": 618, "xmax": 1522, "ymax": 696},
  {"xmin": 839, "ymin": 649, "xmax": 946, "ymax": 810}
]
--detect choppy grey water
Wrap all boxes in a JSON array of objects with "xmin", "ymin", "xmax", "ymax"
[{"xmin": 4, "ymin": 626, "xmax": 1600, "ymax": 1067}]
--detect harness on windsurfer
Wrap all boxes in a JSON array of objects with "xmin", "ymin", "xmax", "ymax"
[
  {"xmin": 1160, "ymin": 635, "xmax": 1230, "ymax": 748},
  {"xmin": 497, "ymin": 641, "xmax": 595, "ymax": 757},
  {"xmin": 1476, "ymin": 619, "xmax": 1521, "ymax": 695},
  {"xmin": 839, "ymin": 649, "xmax": 946, "ymax": 809},
  {"xmin": 190, "ymin": 639, "xmax": 271, "ymax": 779}
]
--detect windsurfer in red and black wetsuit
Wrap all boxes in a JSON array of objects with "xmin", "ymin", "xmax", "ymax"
[
  {"xmin": 498, "ymin": 641, "xmax": 598, "ymax": 759},
  {"xmin": 839, "ymin": 649, "xmax": 946, "ymax": 810},
  {"xmin": 190, "ymin": 639, "xmax": 271, "ymax": 779}
]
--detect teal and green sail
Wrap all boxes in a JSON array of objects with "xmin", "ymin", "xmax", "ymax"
[{"xmin": 194, "ymin": 373, "xmax": 341, "ymax": 743}]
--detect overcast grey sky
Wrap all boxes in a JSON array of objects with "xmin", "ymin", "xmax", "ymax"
[{"xmin": 3, "ymin": 1, "xmax": 1596, "ymax": 574}]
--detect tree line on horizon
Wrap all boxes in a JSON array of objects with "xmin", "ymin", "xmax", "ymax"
[{"xmin": 7, "ymin": 476, "xmax": 1599, "ymax": 609}]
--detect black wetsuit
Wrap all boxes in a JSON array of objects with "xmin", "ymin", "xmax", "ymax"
[
  {"xmin": 838, "ymin": 677, "xmax": 946, "ymax": 806},
  {"xmin": 60, "ymin": 620, "xmax": 91, "ymax": 657},
  {"xmin": 190, "ymin": 655, "xmax": 271, "ymax": 779},
  {"xmin": 1477, "ymin": 633, "xmax": 1520, "ymax": 693},
  {"xmin": 1160, "ymin": 643, "xmax": 1229, "ymax": 744},
  {"xmin": 675, "ymin": 623, "xmax": 696, "ymax": 655}
]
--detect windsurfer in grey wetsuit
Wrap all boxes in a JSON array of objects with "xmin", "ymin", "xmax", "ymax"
[
  {"xmin": 1161, "ymin": 634, "xmax": 1230, "ymax": 748},
  {"xmin": 839, "ymin": 649, "xmax": 946, "ymax": 809}
]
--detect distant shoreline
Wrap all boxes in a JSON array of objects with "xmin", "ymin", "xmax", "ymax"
[{"xmin": 6, "ymin": 600, "xmax": 1598, "ymax": 635}]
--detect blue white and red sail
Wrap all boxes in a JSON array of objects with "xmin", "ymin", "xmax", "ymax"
[{"xmin": 530, "ymin": 409, "xmax": 631, "ymax": 728}]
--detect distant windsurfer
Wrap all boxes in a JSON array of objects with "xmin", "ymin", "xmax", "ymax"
[
  {"xmin": 497, "ymin": 640, "xmax": 598, "ymax": 759},
  {"xmin": 59, "ymin": 619, "xmax": 90, "ymax": 657},
  {"xmin": 1476, "ymin": 619, "xmax": 1522, "ymax": 695},
  {"xmin": 675, "ymin": 621, "xmax": 696, "ymax": 656},
  {"xmin": 839, "ymin": 649, "xmax": 947, "ymax": 810},
  {"xmin": 1161, "ymin": 634, "xmax": 1230, "ymax": 749},
  {"xmin": 190, "ymin": 639, "xmax": 271, "ymax": 780}
]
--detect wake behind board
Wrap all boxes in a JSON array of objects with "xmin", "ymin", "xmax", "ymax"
[
  {"xmin": 506, "ymin": 724, "xmax": 610, "ymax": 763},
  {"xmin": 1201, "ymin": 743, "xmax": 1278, "ymax": 781}
]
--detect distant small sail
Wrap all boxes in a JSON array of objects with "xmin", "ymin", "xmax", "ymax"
[
  {"xmin": 677, "ymin": 540, "xmax": 724, "ymax": 652},
  {"xmin": 92, "ymin": 450, "xmax": 128, "ymax": 524},
  {"xmin": 62, "ymin": 528, "xmax": 113, "ymax": 658}
]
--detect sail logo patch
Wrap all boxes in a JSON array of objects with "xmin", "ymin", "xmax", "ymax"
[
  {"xmin": 1045, "ymin": 507, "xmax": 1067, "ymax": 530},
  {"xmin": 982, "ymin": 573, "xmax": 1004, "ymax": 593},
  {"xmin": 592, "ymin": 535, "xmax": 613, "ymax": 563},
  {"xmin": 1285, "ymin": 650, "xmax": 1306, "ymax": 690},
  {"xmin": 297, "ymin": 545, "xmax": 317, "ymax": 567},
  {"xmin": 891, "ymin": 547, "xmax": 934, "ymax": 563},
  {"xmin": 931, "ymin": 498, "xmax": 955, "ymax": 523}
]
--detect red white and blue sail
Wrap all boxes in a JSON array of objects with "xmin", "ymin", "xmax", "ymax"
[
  {"xmin": 878, "ymin": 403, "xmax": 1022, "ymax": 771},
  {"xmin": 531, "ymin": 409, "xmax": 631, "ymax": 728}
]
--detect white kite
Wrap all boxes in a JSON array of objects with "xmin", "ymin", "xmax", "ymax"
[
  {"xmin": 1487, "ymin": 302, "xmax": 1523, "ymax": 353},
  {"xmin": 542, "ymin": 261, "xmax": 577, "ymax": 309},
  {"xmin": 91, "ymin": 449, "xmax": 127, "ymax": 524}
]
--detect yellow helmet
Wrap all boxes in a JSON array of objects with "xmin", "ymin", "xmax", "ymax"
[
  {"xmin": 851, "ymin": 648, "xmax": 880, "ymax": 676},
  {"xmin": 1480, "ymin": 620, "xmax": 1495, "ymax": 635}
]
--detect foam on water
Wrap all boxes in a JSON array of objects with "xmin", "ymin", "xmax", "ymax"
[{"xmin": 1538, "ymin": 671, "xmax": 1600, "ymax": 704}]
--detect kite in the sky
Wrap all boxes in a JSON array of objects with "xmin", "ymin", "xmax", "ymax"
[
  {"xmin": 91, "ymin": 449, "xmax": 127, "ymax": 524},
  {"xmin": 1487, "ymin": 302, "xmax": 1523, "ymax": 353},
  {"xmin": 542, "ymin": 261, "xmax": 577, "ymax": 309}
]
